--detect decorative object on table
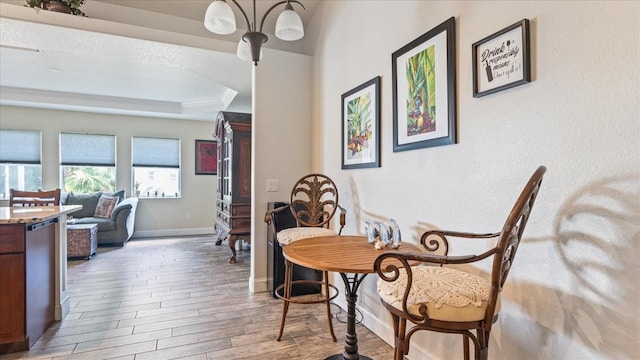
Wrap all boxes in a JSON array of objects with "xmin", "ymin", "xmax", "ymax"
[
  {"xmin": 393, "ymin": 17, "xmax": 457, "ymax": 153},
  {"xmin": 342, "ymin": 76, "xmax": 381, "ymax": 169},
  {"xmin": 365, "ymin": 221, "xmax": 379, "ymax": 244},
  {"xmin": 25, "ymin": 0, "xmax": 86, "ymax": 16},
  {"xmin": 390, "ymin": 218, "xmax": 402, "ymax": 248},
  {"xmin": 366, "ymin": 219, "xmax": 402, "ymax": 250},
  {"xmin": 374, "ymin": 166, "xmax": 546, "ymax": 360},
  {"xmin": 375, "ymin": 220, "xmax": 392, "ymax": 246},
  {"xmin": 204, "ymin": 0, "xmax": 305, "ymax": 66},
  {"xmin": 195, "ymin": 139, "xmax": 217, "ymax": 175},
  {"xmin": 472, "ymin": 19, "xmax": 531, "ymax": 98}
]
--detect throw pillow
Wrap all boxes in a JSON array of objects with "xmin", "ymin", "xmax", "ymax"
[
  {"xmin": 94, "ymin": 195, "xmax": 118, "ymax": 219},
  {"xmin": 102, "ymin": 189, "xmax": 126, "ymax": 204}
]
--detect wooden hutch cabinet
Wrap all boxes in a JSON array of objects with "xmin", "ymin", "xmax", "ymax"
[{"xmin": 213, "ymin": 111, "xmax": 252, "ymax": 263}]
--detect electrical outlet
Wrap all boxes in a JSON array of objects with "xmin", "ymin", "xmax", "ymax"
[
  {"xmin": 266, "ymin": 179, "xmax": 279, "ymax": 192},
  {"xmin": 186, "ymin": 212, "xmax": 192, "ymax": 220}
]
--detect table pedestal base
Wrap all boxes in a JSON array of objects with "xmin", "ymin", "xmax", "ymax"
[
  {"xmin": 325, "ymin": 272, "xmax": 373, "ymax": 360},
  {"xmin": 325, "ymin": 355, "xmax": 372, "ymax": 360}
]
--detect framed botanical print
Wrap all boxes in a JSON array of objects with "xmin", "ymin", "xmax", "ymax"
[
  {"xmin": 392, "ymin": 17, "xmax": 457, "ymax": 152},
  {"xmin": 342, "ymin": 76, "xmax": 381, "ymax": 169}
]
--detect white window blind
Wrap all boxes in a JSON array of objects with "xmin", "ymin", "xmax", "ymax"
[
  {"xmin": 132, "ymin": 137, "xmax": 180, "ymax": 168},
  {"xmin": 60, "ymin": 133, "xmax": 116, "ymax": 166},
  {"xmin": 0, "ymin": 129, "xmax": 41, "ymax": 164}
]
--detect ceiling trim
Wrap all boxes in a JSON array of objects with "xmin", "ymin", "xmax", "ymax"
[{"xmin": 1, "ymin": 86, "xmax": 223, "ymax": 121}]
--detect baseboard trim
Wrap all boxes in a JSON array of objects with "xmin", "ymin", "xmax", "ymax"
[
  {"xmin": 250, "ymin": 276, "xmax": 269, "ymax": 293},
  {"xmin": 132, "ymin": 227, "xmax": 215, "ymax": 239}
]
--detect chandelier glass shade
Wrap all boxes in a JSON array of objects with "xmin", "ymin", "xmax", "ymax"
[
  {"xmin": 203, "ymin": 1, "xmax": 236, "ymax": 34},
  {"xmin": 204, "ymin": 0, "xmax": 305, "ymax": 66}
]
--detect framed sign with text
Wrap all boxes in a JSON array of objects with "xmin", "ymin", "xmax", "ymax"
[{"xmin": 472, "ymin": 19, "xmax": 531, "ymax": 97}]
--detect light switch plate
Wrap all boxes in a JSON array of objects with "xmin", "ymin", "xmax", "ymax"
[{"xmin": 266, "ymin": 179, "xmax": 278, "ymax": 192}]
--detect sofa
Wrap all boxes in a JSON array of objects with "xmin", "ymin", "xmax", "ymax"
[{"xmin": 61, "ymin": 190, "xmax": 138, "ymax": 247}]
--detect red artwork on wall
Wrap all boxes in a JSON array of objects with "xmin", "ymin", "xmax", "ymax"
[{"xmin": 195, "ymin": 140, "xmax": 217, "ymax": 175}]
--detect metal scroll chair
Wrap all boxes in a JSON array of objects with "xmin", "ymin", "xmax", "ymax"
[
  {"xmin": 374, "ymin": 166, "xmax": 546, "ymax": 360},
  {"xmin": 9, "ymin": 188, "xmax": 61, "ymax": 207},
  {"xmin": 264, "ymin": 173, "xmax": 346, "ymax": 342}
]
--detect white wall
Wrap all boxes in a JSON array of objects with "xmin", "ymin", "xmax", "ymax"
[
  {"xmin": 0, "ymin": 106, "xmax": 217, "ymax": 237},
  {"xmin": 306, "ymin": 1, "xmax": 639, "ymax": 359},
  {"xmin": 251, "ymin": 48, "xmax": 313, "ymax": 292}
]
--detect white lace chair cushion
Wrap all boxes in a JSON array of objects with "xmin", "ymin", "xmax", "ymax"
[
  {"xmin": 276, "ymin": 227, "xmax": 337, "ymax": 246},
  {"xmin": 377, "ymin": 266, "xmax": 501, "ymax": 322}
]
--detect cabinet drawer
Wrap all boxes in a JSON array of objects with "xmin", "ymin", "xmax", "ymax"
[
  {"xmin": 0, "ymin": 225, "xmax": 25, "ymax": 254},
  {"xmin": 229, "ymin": 217, "xmax": 251, "ymax": 232},
  {"xmin": 228, "ymin": 203, "xmax": 251, "ymax": 217},
  {"xmin": 0, "ymin": 253, "xmax": 26, "ymax": 345}
]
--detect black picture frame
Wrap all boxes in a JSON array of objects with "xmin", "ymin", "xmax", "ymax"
[
  {"xmin": 392, "ymin": 17, "xmax": 457, "ymax": 153},
  {"xmin": 342, "ymin": 76, "xmax": 381, "ymax": 169},
  {"xmin": 472, "ymin": 19, "xmax": 531, "ymax": 97}
]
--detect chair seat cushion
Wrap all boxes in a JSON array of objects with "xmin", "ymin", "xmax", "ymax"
[
  {"xmin": 377, "ymin": 266, "xmax": 501, "ymax": 322},
  {"xmin": 276, "ymin": 227, "xmax": 337, "ymax": 245}
]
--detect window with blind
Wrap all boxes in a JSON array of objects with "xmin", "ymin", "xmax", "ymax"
[
  {"xmin": 132, "ymin": 137, "xmax": 181, "ymax": 198},
  {"xmin": 60, "ymin": 133, "xmax": 116, "ymax": 193},
  {"xmin": 0, "ymin": 129, "xmax": 42, "ymax": 195}
]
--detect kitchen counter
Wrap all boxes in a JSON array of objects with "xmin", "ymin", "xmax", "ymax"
[
  {"xmin": 0, "ymin": 205, "xmax": 81, "ymax": 353},
  {"xmin": 0, "ymin": 205, "xmax": 81, "ymax": 224}
]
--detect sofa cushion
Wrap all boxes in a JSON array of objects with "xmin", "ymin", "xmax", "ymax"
[
  {"xmin": 73, "ymin": 217, "xmax": 116, "ymax": 232},
  {"xmin": 60, "ymin": 191, "xmax": 69, "ymax": 204},
  {"xmin": 65, "ymin": 192, "xmax": 102, "ymax": 218},
  {"xmin": 94, "ymin": 195, "xmax": 118, "ymax": 219}
]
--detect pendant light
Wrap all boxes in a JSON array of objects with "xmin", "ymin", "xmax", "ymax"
[{"xmin": 204, "ymin": 0, "xmax": 305, "ymax": 66}]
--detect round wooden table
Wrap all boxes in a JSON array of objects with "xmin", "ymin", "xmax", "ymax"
[{"xmin": 283, "ymin": 235, "xmax": 424, "ymax": 360}]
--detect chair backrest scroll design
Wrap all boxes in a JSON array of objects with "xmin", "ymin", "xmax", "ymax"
[{"xmin": 290, "ymin": 173, "xmax": 339, "ymax": 228}]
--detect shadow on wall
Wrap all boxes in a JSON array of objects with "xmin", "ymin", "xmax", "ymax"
[
  {"xmin": 348, "ymin": 172, "xmax": 639, "ymax": 359},
  {"xmin": 346, "ymin": 176, "xmax": 439, "ymax": 241},
  {"xmin": 504, "ymin": 173, "xmax": 640, "ymax": 359}
]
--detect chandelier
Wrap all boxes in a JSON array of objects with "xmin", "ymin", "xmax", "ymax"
[{"xmin": 204, "ymin": 0, "xmax": 305, "ymax": 66}]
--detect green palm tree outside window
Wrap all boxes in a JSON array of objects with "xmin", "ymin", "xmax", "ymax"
[{"xmin": 63, "ymin": 166, "xmax": 115, "ymax": 193}]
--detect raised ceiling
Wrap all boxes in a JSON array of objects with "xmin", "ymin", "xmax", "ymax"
[{"xmin": 0, "ymin": 0, "xmax": 319, "ymax": 121}]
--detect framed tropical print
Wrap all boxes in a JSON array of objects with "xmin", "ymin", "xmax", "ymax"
[
  {"xmin": 342, "ymin": 76, "xmax": 381, "ymax": 169},
  {"xmin": 392, "ymin": 17, "xmax": 457, "ymax": 152}
]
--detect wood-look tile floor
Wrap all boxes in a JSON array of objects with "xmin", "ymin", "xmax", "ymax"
[{"xmin": 0, "ymin": 236, "xmax": 395, "ymax": 360}]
